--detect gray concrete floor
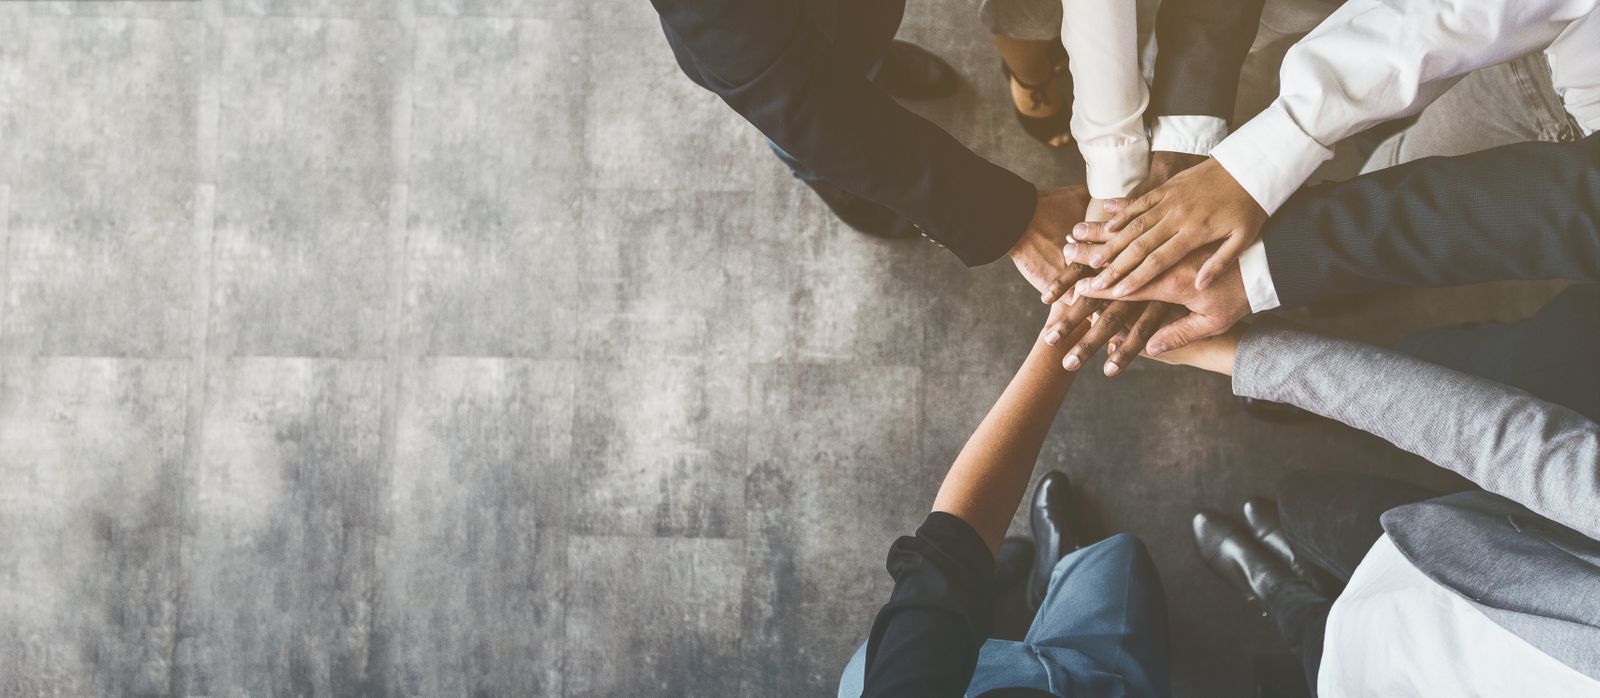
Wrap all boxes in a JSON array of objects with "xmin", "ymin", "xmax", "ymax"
[{"xmin": 0, "ymin": 1, "xmax": 1566, "ymax": 697}]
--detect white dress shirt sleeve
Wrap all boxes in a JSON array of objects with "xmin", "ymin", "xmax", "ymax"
[
  {"xmin": 1211, "ymin": 0, "xmax": 1600, "ymax": 216},
  {"xmin": 1150, "ymin": 115, "xmax": 1229, "ymax": 156},
  {"xmin": 1062, "ymin": 0, "xmax": 1150, "ymax": 199},
  {"xmin": 1235, "ymin": 239, "xmax": 1279, "ymax": 312},
  {"xmin": 1320, "ymin": 535, "xmax": 1600, "ymax": 697},
  {"xmin": 1547, "ymin": 10, "xmax": 1600, "ymax": 136}
]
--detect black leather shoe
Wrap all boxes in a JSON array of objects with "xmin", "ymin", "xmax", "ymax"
[
  {"xmin": 1191, "ymin": 510, "xmax": 1302, "ymax": 607},
  {"xmin": 874, "ymin": 40, "xmax": 959, "ymax": 100},
  {"xmin": 800, "ymin": 178, "xmax": 919, "ymax": 239},
  {"xmin": 1237, "ymin": 396, "xmax": 1312, "ymax": 423},
  {"xmin": 1243, "ymin": 498, "xmax": 1340, "ymax": 596},
  {"xmin": 1027, "ymin": 471, "xmax": 1076, "ymax": 609},
  {"xmin": 995, "ymin": 537, "xmax": 1035, "ymax": 591}
]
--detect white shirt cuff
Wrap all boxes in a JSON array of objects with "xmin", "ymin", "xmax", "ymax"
[
  {"xmin": 1150, "ymin": 115, "xmax": 1229, "ymax": 155},
  {"xmin": 1080, "ymin": 137, "xmax": 1150, "ymax": 200},
  {"xmin": 1237, "ymin": 239, "xmax": 1280, "ymax": 313},
  {"xmin": 1209, "ymin": 101, "xmax": 1334, "ymax": 214}
]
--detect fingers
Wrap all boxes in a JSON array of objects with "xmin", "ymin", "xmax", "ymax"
[
  {"xmin": 1071, "ymin": 262, "xmax": 1181, "ymax": 304},
  {"xmin": 1067, "ymin": 221, "xmax": 1114, "ymax": 247},
  {"xmin": 1062, "ymin": 240, "xmax": 1100, "ymax": 268},
  {"xmin": 1105, "ymin": 235, "xmax": 1201, "ymax": 299},
  {"xmin": 1104, "ymin": 302, "xmax": 1169, "ymax": 376},
  {"xmin": 1145, "ymin": 311, "xmax": 1228, "ymax": 357},
  {"xmin": 1106, "ymin": 189, "xmax": 1160, "ymax": 232},
  {"xmin": 1090, "ymin": 217, "xmax": 1174, "ymax": 293},
  {"xmin": 1062, "ymin": 301, "xmax": 1141, "ymax": 371},
  {"xmin": 1043, "ymin": 296, "xmax": 1105, "ymax": 347},
  {"xmin": 1040, "ymin": 262, "xmax": 1094, "ymax": 304},
  {"xmin": 1195, "ymin": 233, "xmax": 1251, "ymax": 290}
]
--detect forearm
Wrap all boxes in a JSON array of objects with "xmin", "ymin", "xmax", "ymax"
[
  {"xmin": 1062, "ymin": 0, "xmax": 1150, "ymax": 198},
  {"xmin": 933, "ymin": 325, "xmax": 1083, "ymax": 554},
  {"xmin": 1212, "ymin": 0, "xmax": 1596, "ymax": 215},
  {"xmin": 1232, "ymin": 325, "xmax": 1600, "ymax": 540},
  {"xmin": 1264, "ymin": 135, "xmax": 1600, "ymax": 308}
]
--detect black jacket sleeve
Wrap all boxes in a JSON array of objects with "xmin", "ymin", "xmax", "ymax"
[
  {"xmin": 650, "ymin": 0, "xmax": 1038, "ymax": 266},
  {"xmin": 861, "ymin": 512, "xmax": 997, "ymax": 697},
  {"xmin": 1264, "ymin": 134, "xmax": 1600, "ymax": 308},
  {"xmin": 1149, "ymin": 0, "xmax": 1265, "ymax": 120}
]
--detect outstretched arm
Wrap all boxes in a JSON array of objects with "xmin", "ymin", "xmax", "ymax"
[
  {"xmin": 858, "ymin": 308, "xmax": 1089, "ymax": 697},
  {"xmin": 1255, "ymin": 134, "xmax": 1600, "ymax": 310},
  {"xmin": 934, "ymin": 304, "xmax": 1090, "ymax": 554},
  {"xmin": 1158, "ymin": 324, "xmax": 1600, "ymax": 540}
]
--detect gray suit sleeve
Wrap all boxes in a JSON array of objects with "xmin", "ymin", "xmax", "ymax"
[
  {"xmin": 1263, "ymin": 134, "xmax": 1600, "ymax": 308},
  {"xmin": 1232, "ymin": 324, "xmax": 1600, "ymax": 540}
]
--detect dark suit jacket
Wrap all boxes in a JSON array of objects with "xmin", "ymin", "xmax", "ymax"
[
  {"xmin": 1262, "ymin": 133, "xmax": 1600, "ymax": 307},
  {"xmin": 652, "ymin": 0, "xmax": 1265, "ymax": 266}
]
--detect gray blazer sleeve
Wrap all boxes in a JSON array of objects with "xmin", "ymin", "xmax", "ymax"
[
  {"xmin": 1232, "ymin": 324, "xmax": 1600, "ymax": 540},
  {"xmin": 1263, "ymin": 134, "xmax": 1600, "ymax": 308}
]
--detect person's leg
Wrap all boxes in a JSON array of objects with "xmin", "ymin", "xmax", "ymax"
[
  {"xmin": 1392, "ymin": 284, "xmax": 1600, "ymax": 422},
  {"xmin": 1263, "ymin": 583, "xmax": 1333, "ymax": 694},
  {"xmin": 837, "ymin": 641, "xmax": 868, "ymax": 698},
  {"xmin": 981, "ymin": 0, "xmax": 1071, "ymax": 147},
  {"xmin": 1021, "ymin": 533, "xmax": 1171, "ymax": 697},
  {"xmin": 1277, "ymin": 472, "xmax": 1440, "ymax": 584},
  {"xmin": 1361, "ymin": 53, "xmax": 1583, "ymax": 174}
]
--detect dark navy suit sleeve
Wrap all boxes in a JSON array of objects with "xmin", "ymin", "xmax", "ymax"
[
  {"xmin": 1264, "ymin": 134, "xmax": 1600, "ymax": 308},
  {"xmin": 651, "ymin": 0, "xmax": 1038, "ymax": 266}
]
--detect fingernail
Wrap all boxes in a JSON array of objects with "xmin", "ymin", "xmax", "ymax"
[
  {"xmin": 1063, "ymin": 243, "xmax": 1076, "ymax": 257},
  {"xmin": 1108, "ymin": 343, "xmax": 1118, "ymax": 354},
  {"xmin": 1148, "ymin": 342, "xmax": 1167, "ymax": 355},
  {"xmin": 1046, "ymin": 330, "xmax": 1061, "ymax": 345},
  {"xmin": 1073, "ymin": 223, "xmax": 1086, "ymax": 235},
  {"xmin": 1091, "ymin": 276, "xmax": 1109, "ymax": 290},
  {"xmin": 1090, "ymin": 312, "xmax": 1100, "ymax": 323},
  {"xmin": 1104, "ymin": 361, "xmax": 1120, "ymax": 376},
  {"xmin": 1064, "ymin": 355, "xmax": 1081, "ymax": 371},
  {"xmin": 1195, "ymin": 274, "xmax": 1211, "ymax": 290},
  {"xmin": 1111, "ymin": 284, "xmax": 1129, "ymax": 298},
  {"xmin": 1089, "ymin": 255, "xmax": 1104, "ymax": 267}
]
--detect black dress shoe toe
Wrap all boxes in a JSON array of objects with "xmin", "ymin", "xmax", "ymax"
[
  {"xmin": 1191, "ymin": 510, "xmax": 1301, "ymax": 607},
  {"xmin": 874, "ymin": 40, "xmax": 959, "ymax": 100},
  {"xmin": 1027, "ymin": 471, "xmax": 1076, "ymax": 610},
  {"xmin": 1243, "ymin": 498, "xmax": 1340, "ymax": 595},
  {"xmin": 1237, "ymin": 396, "xmax": 1312, "ymax": 423}
]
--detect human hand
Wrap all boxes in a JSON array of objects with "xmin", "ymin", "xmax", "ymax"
[
  {"xmin": 1042, "ymin": 299, "xmax": 1172, "ymax": 375},
  {"xmin": 1073, "ymin": 158, "xmax": 1266, "ymax": 298},
  {"xmin": 1012, "ymin": 185, "xmax": 1093, "ymax": 303},
  {"xmin": 1065, "ymin": 243, "xmax": 1250, "ymax": 356},
  {"xmin": 1141, "ymin": 324, "xmax": 1244, "ymax": 375},
  {"xmin": 1134, "ymin": 151, "xmax": 1207, "ymax": 198},
  {"xmin": 1035, "ymin": 196, "xmax": 1167, "ymax": 376}
]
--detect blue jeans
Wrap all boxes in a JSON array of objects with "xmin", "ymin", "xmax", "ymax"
[{"xmin": 837, "ymin": 533, "xmax": 1171, "ymax": 697}]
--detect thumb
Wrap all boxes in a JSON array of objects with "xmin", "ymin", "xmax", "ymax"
[{"xmin": 1146, "ymin": 312, "xmax": 1225, "ymax": 356}]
